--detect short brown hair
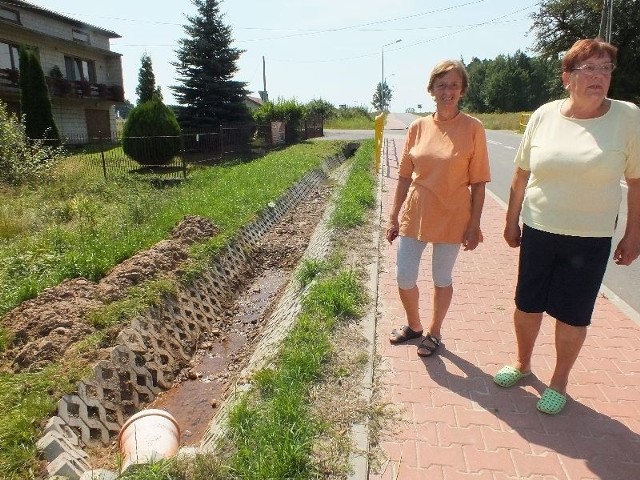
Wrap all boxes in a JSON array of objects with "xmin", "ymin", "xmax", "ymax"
[
  {"xmin": 562, "ymin": 38, "xmax": 618, "ymax": 72},
  {"xmin": 427, "ymin": 60, "xmax": 469, "ymax": 94}
]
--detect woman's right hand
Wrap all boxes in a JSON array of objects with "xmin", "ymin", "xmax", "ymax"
[
  {"xmin": 386, "ymin": 219, "xmax": 400, "ymax": 244},
  {"xmin": 504, "ymin": 222, "xmax": 522, "ymax": 248}
]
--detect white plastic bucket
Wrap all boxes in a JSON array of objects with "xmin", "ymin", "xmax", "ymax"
[{"xmin": 118, "ymin": 409, "xmax": 181, "ymax": 471}]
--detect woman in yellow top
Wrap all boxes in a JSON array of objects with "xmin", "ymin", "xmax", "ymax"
[
  {"xmin": 387, "ymin": 60, "xmax": 491, "ymax": 357},
  {"xmin": 494, "ymin": 38, "xmax": 640, "ymax": 415}
]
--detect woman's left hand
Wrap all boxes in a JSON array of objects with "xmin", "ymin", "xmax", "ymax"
[
  {"xmin": 463, "ymin": 225, "xmax": 483, "ymax": 251},
  {"xmin": 613, "ymin": 234, "xmax": 640, "ymax": 266}
]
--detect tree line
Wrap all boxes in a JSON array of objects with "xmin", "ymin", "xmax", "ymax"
[
  {"xmin": 376, "ymin": 0, "xmax": 640, "ymax": 114},
  {"xmin": 461, "ymin": 51, "xmax": 564, "ymax": 113}
]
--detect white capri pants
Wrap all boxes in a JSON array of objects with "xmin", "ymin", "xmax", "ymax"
[{"xmin": 396, "ymin": 235, "xmax": 460, "ymax": 289}]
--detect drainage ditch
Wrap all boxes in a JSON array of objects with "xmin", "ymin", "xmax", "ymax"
[{"xmin": 37, "ymin": 142, "xmax": 360, "ymax": 478}]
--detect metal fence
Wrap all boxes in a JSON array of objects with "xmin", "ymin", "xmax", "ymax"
[{"xmin": 59, "ymin": 117, "xmax": 324, "ymax": 181}]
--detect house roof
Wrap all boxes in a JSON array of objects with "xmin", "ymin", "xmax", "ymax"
[
  {"xmin": 1, "ymin": 0, "xmax": 121, "ymax": 38},
  {"xmin": 246, "ymin": 96, "xmax": 264, "ymax": 106}
]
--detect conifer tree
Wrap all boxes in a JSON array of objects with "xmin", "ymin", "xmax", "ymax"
[
  {"xmin": 18, "ymin": 46, "xmax": 60, "ymax": 144},
  {"xmin": 171, "ymin": 0, "xmax": 250, "ymax": 129},
  {"xmin": 136, "ymin": 53, "xmax": 159, "ymax": 104}
]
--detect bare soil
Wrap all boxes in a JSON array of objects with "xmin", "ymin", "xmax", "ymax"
[
  {"xmin": 0, "ymin": 182, "xmax": 331, "ymax": 375},
  {"xmin": 1, "ymin": 164, "xmax": 388, "ymax": 478}
]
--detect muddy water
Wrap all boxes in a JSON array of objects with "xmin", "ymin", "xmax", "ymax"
[{"xmin": 150, "ymin": 268, "xmax": 288, "ymax": 446}]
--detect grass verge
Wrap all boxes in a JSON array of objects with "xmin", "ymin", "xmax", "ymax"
[
  {"xmin": 120, "ymin": 140, "xmax": 378, "ymax": 479},
  {"xmin": 0, "ymin": 140, "xmax": 350, "ymax": 479}
]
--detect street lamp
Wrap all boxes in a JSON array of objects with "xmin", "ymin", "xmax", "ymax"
[{"xmin": 381, "ymin": 39, "xmax": 402, "ymax": 112}]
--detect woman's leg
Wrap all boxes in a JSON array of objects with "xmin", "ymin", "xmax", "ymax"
[
  {"xmin": 549, "ymin": 321, "xmax": 587, "ymax": 394},
  {"xmin": 425, "ymin": 243, "xmax": 460, "ymax": 339},
  {"xmin": 398, "ymin": 286, "xmax": 422, "ymax": 332},
  {"xmin": 395, "ymin": 236, "xmax": 428, "ymax": 333},
  {"xmin": 427, "ymin": 284, "xmax": 453, "ymax": 339},
  {"xmin": 513, "ymin": 308, "xmax": 543, "ymax": 373}
]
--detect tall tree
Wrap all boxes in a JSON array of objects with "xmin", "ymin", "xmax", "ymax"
[
  {"xmin": 171, "ymin": 0, "xmax": 250, "ymax": 129},
  {"xmin": 463, "ymin": 52, "xmax": 563, "ymax": 113},
  {"xmin": 18, "ymin": 46, "xmax": 59, "ymax": 144},
  {"xmin": 372, "ymin": 81, "xmax": 392, "ymax": 112},
  {"xmin": 136, "ymin": 53, "xmax": 161, "ymax": 104},
  {"xmin": 530, "ymin": 0, "xmax": 640, "ymax": 103}
]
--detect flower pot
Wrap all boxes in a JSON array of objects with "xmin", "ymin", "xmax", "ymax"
[{"xmin": 118, "ymin": 409, "xmax": 180, "ymax": 472}]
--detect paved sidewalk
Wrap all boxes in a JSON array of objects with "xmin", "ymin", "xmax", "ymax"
[{"xmin": 370, "ymin": 129, "xmax": 640, "ymax": 480}]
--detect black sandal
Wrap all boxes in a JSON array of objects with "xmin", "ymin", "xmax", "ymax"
[
  {"xmin": 389, "ymin": 325, "xmax": 423, "ymax": 344},
  {"xmin": 417, "ymin": 333, "xmax": 441, "ymax": 357}
]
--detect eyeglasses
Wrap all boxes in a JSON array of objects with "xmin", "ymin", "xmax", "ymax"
[
  {"xmin": 433, "ymin": 82, "xmax": 462, "ymax": 91},
  {"xmin": 572, "ymin": 63, "xmax": 616, "ymax": 75}
]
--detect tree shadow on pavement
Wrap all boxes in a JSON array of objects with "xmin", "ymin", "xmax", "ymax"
[{"xmin": 422, "ymin": 348, "xmax": 640, "ymax": 480}]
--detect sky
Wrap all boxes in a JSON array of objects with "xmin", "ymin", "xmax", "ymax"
[{"xmin": 32, "ymin": 0, "xmax": 541, "ymax": 113}]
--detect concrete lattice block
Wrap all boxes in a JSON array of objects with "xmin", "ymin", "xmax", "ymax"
[
  {"xmin": 57, "ymin": 394, "xmax": 111, "ymax": 447},
  {"xmin": 76, "ymin": 381, "xmax": 122, "ymax": 438},
  {"xmin": 79, "ymin": 469, "xmax": 118, "ymax": 480},
  {"xmin": 37, "ymin": 430, "xmax": 82, "ymax": 462},
  {"xmin": 46, "ymin": 451, "xmax": 91, "ymax": 480},
  {"xmin": 43, "ymin": 416, "xmax": 79, "ymax": 445},
  {"xmin": 117, "ymin": 328, "xmax": 148, "ymax": 354}
]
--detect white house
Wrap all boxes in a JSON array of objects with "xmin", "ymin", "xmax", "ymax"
[{"xmin": 0, "ymin": 0, "xmax": 125, "ymax": 142}]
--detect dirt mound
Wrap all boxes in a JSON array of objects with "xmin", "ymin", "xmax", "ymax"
[{"xmin": 1, "ymin": 215, "xmax": 219, "ymax": 372}]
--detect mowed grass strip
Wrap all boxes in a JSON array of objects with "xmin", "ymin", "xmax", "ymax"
[
  {"xmin": 120, "ymin": 140, "xmax": 377, "ymax": 479},
  {"xmin": 0, "ymin": 140, "xmax": 349, "ymax": 480}
]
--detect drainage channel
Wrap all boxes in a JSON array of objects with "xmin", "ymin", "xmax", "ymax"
[
  {"xmin": 150, "ymin": 268, "xmax": 288, "ymax": 446},
  {"xmin": 39, "ymin": 143, "xmax": 359, "ymax": 479}
]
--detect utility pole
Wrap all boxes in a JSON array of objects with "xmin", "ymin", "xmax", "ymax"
[
  {"xmin": 259, "ymin": 56, "xmax": 268, "ymax": 103},
  {"xmin": 381, "ymin": 39, "xmax": 401, "ymax": 112},
  {"xmin": 598, "ymin": 0, "xmax": 613, "ymax": 43}
]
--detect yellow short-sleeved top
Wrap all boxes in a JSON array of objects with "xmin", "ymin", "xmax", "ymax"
[
  {"xmin": 398, "ymin": 112, "xmax": 491, "ymax": 243},
  {"xmin": 516, "ymin": 99, "xmax": 640, "ymax": 237}
]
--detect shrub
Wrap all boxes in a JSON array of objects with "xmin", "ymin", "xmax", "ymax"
[
  {"xmin": 252, "ymin": 98, "xmax": 306, "ymax": 143},
  {"xmin": 18, "ymin": 46, "xmax": 60, "ymax": 146},
  {"xmin": 0, "ymin": 100, "xmax": 63, "ymax": 185},
  {"xmin": 122, "ymin": 99, "xmax": 182, "ymax": 166}
]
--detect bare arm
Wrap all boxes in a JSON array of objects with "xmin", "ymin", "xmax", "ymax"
[
  {"xmin": 613, "ymin": 177, "xmax": 640, "ymax": 265},
  {"xmin": 386, "ymin": 176, "xmax": 412, "ymax": 243},
  {"xmin": 463, "ymin": 182, "xmax": 486, "ymax": 251},
  {"xmin": 504, "ymin": 167, "xmax": 530, "ymax": 248}
]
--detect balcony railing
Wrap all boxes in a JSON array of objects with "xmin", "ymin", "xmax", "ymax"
[{"xmin": 0, "ymin": 68, "xmax": 124, "ymax": 102}]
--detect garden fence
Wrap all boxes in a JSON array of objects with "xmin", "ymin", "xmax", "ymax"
[{"xmin": 57, "ymin": 116, "xmax": 324, "ymax": 181}]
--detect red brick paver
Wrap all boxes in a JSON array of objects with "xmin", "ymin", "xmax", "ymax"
[{"xmin": 371, "ymin": 129, "xmax": 640, "ymax": 480}]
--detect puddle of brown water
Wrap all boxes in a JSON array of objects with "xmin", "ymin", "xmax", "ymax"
[{"xmin": 150, "ymin": 269, "xmax": 288, "ymax": 446}]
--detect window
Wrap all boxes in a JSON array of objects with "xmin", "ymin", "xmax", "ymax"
[
  {"xmin": 64, "ymin": 56, "xmax": 96, "ymax": 83},
  {"xmin": 72, "ymin": 29, "xmax": 90, "ymax": 44},
  {"xmin": 0, "ymin": 7, "xmax": 20, "ymax": 24},
  {"xmin": 0, "ymin": 41, "xmax": 20, "ymax": 70}
]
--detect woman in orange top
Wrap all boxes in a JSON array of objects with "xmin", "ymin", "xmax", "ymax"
[{"xmin": 387, "ymin": 60, "xmax": 491, "ymax": 357}]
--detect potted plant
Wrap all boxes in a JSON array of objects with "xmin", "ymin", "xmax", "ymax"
[
  {"xmin": 47, "ymin": 66, "xmax": 72, "ymax": 96},
  {"xmin": 109, "ymin": 84, "xmax": 125, "ymax": 102},
  {"xmin": 97, "ymin": 83, "xmax": 109, "ymax": 99},
  {"xmin": 80, "ymin": 80, "xmax": 92, "ymax": 97}
]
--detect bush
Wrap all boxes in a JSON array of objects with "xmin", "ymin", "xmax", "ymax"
[
  {"xmin": 0, "ymin": 100, "xmax": 63, "ymax": 185},
  {"xmin": 19, "ymin": 46, "xmax": 60, "ymax": 146},
  {"xmin": 122, "ymin": 99, "xmax": 182, "ymax": 166},
  {"xmin": 252, "ymin": 98, "xmax": 306, "ymax": 143}
]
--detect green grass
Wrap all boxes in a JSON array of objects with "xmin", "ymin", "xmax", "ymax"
[
  {"xmin": 0, "ymin": 140, "xmax": 349, "ymax": 479},
  {"xmin": 122, "ymin": 140, "xmax": 377, "ymax": 479},
  {"xmin": 324, "ymin": 116, "xmax": 375, "ymax": 129},
  {"xmin": 331, "ymin": 141, "xmax": 376, "ymax": 229},
  {"xmin": 0, "ymin": 362, "xmax": 90, "ymax": 479},
  {"xmin": 0, "ymin": 142, "xmax": 346, "ymax": 319},
  {"xmin": 469, "ymin": 111, "xmax": 530, "ymax": 131}
]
